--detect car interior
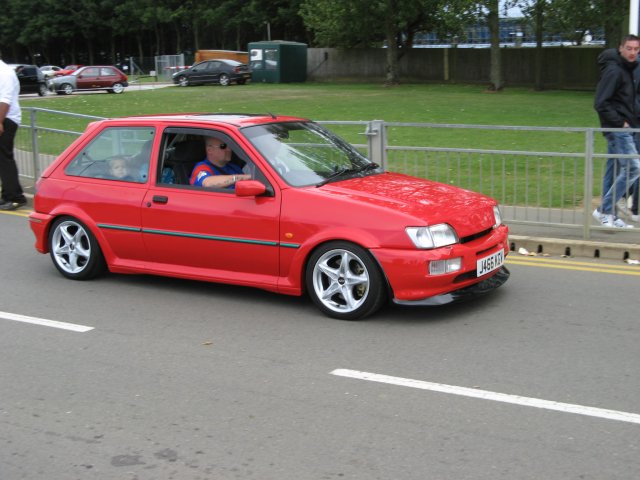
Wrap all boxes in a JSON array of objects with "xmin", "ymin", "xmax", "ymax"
[{"xmin": 158, "ymin": 132, "xmax": 273, "ymax": 195}]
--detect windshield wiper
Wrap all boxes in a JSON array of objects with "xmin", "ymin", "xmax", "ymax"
[
  {"xmin": 354, "ymin": 162, "xmax": 380, "ymax": 173},
  {"xmin": 316, "ymin": 163, "xmax": 380, "ymax": 187},
  {"xmin": 316, "ymin": 167, "xmax": 357, "ymax": 187}
]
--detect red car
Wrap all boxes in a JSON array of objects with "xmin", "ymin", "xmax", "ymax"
[
  {"xmin": 48, "ymin": 65, "xmax": 128, "ymax": 95},
  {"xmin": 54, "ymin": 64, "xmax": 83, "ymax": 76},
  {"xmin": 28, "ymin": 114, "xmax": 509, "ymax": 319}
]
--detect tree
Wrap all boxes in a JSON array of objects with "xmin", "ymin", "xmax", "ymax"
[
  {"xmin": 601, "ymin": 0, "xmax": 627, "ymax": 47},
  {"xmin": 545, "ymin": 0, "xmax": 602, "ymax": 45},
  {"xmin": 301, "ymin": 0, "xmax": 475, "ymax": 85}
]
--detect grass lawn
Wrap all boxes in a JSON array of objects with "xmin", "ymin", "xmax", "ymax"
[
  {"xmin": 21, "ymin": 82, "xmax": 600, "ymax": 142},
  {"xmin": 20, "ymin": 83, "xmax": 607, "ymax": 208}
]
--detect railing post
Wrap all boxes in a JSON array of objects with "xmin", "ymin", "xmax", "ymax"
[
  {"xmin": 583, "ymin": 128, "xmax": 594, "ymax": 240},
  {"xmin": 365, "ymin": 120, "xmax": 386, "ymax": 169},
  {"xmin": 30, "ymin": 108, "xmax": 40, "ymax": 180}
]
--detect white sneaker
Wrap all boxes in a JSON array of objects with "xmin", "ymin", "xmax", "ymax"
[
  {"xmin": 610, "ymin": 216, "xmax": 633, "ymax": 228},
  {"xmin": 592, "ymin": 208, "xmax": 604, "ymax": 222},
  {"xmin": 601, "ymin": 214, "xmax": 615, "ymax": 227}
]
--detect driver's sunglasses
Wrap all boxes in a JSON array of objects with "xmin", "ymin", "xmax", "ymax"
[{"xmin": 209, "ymin": 143, "xmax": 227, "ymax": 150}]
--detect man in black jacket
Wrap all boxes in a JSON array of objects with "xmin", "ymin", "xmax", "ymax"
[{"xmin": 593, "ymin": 34, "xmax": 640, "ymax": 228}]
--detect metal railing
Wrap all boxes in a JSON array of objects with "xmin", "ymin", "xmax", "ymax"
[{"xmin": 16, "ymin": 107, "xmax": 638, "ymax": 241}]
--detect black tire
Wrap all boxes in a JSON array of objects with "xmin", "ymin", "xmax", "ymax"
[
  {"xmin": 61, "ymin": 83, "xmax": 73, "ymax": 95},
  {"xmin": 219, "ymin": 74, "xmax": 230, "ymax": 86},
  {"xmin": 305, "ymin": 241, "xmax": 387, "ymax": 320},
  {"xmin": 177, "ymin": 75, "xmax": 189, "ymax": 87},
  {"xmin": 48, "ymin": 217, "xmax": 106, "ymax": 280},
  {"xmin": 37, "ymin": 83, "xmax": 48, "ymax": 96}
]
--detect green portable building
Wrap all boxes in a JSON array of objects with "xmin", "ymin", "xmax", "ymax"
[{"xmin": 248, "ymin": 41, "xmax": 307, "ymax": 83}]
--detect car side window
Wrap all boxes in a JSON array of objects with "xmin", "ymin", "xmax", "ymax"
[
  {"xmin": 83, "ymin": 68, "xmax": 99, "ymax": 77},
  {"xmin": 64, "ymin": 127, "xmax": 155, "ymax": 183},
  {"xmin": 157, "ymin": 129, "xmax": 273, "ymax": 195},
  {"xmin": 100, "ymin": 67, "xmax": 115, "ymax": 76}
]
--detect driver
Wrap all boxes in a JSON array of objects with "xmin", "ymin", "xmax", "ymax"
[{"xmin": 190, "ymin": 137, "xmax": 250, "ymax": 188}]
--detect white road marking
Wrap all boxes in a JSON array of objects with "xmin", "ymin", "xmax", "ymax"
[
  {"xmin": 0, "ymin": 311, "xmax": 94, "ymax": 333},
  {"xmin": 331, "ymin": 369, "xmax": 640, "ymax": 425}
]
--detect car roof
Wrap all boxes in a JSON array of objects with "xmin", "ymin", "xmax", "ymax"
[
  {"xmin": 96, "ymin": 113, "xmax": 308, "ymax": 128},
  {"xmin": 198, "ymin": 59, "xmax": 242, "ymax": 65}
]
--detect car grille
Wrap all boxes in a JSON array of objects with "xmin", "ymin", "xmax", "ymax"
[{"xmin": 459, "ymin": 227, "xmax": 493, "ymax": 244}]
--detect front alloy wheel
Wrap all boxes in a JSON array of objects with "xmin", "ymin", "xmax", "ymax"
[
  {"xmin": 111, "ymin": 82, "xmax": 125, "ymax": 94},
  {"xmin": 219, "ymin": 74, "xmax": 230, "ymax": 86},
  {"xmin": 178, "ymin": 75, "xmax": 189, "ymax": 87},
  {"xmin": 48, "ymin": 217, "xmax": 106, "ymax": 280},
  {"xmin": 306, "ymin": 241, "xmax": 387, "ymax": 320},
  {"xmin": 61, "ymin": 83, "xmax": 74, "ymax": 95}
]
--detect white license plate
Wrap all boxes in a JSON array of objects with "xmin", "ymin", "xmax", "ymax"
[{"xmin": 477, "ymin": 249, "xmax": 504, "ymax": 277}]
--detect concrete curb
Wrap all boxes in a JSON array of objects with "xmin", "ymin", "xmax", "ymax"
[{"xmin": 509, "ymin": 234, "xmax": 640, "ymax": 261}]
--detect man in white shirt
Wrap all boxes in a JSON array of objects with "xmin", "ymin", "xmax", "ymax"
[{"xmin": 0, "ymin": 59, "xmax": 27, "ymax": 210}]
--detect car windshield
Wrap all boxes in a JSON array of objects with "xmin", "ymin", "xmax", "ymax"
[{"xmin": 242, "ymin": 121, "xmax": 380, "ymax": 187}]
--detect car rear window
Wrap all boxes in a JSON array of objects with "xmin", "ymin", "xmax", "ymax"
[{"xmin": 64, "ymin": 127, "xmax": 155, "ymax": 183}]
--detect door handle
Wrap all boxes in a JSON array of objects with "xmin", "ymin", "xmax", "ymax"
[{"xmin": 152, "ymin": 195, "xmax": 168, "ymax": 204}]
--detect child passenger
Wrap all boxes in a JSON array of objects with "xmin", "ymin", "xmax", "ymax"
[{"xmin": 108, "ymin": 156, "xmax": 134, "ymax": 181}]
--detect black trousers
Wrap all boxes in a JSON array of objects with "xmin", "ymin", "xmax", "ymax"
[{"xmin": 0, "ymin": 118, "xmax": 24, "ymax": 202}]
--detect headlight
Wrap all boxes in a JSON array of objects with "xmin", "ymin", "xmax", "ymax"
[
  {"xmin": 493, "ymin": 205, "xmax": 503, "ymax": 227},
  {"xmin": 406, "ymin": 224, "xmax": 458, "ymax": 249}
]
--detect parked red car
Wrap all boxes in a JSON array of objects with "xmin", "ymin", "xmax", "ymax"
[
  {"xmin": 48, "ymin": 65, "xmax": 128, "ymax": 94},
  {"xmin": 29, "ymin": 114, "xmax": 509, "ymax": 319},
  {"xmin": 54, "ymin": 64, "xmax": 83, "ymax": 76}
]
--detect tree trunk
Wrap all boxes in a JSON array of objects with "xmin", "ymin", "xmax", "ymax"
[
  {"xmin": 193, "ymin": 23, "xmax": 200, "ymax": 51},
  {"xmin": 384, "ymin": 17, "xmax": 399, "ymax": 84},
  {"xmin": 603, "ymin": 0, "xmax": 626, "ymax": 48},
  {"xmin": 534, "ymin": 0, "xmax": 544, "ymax": 91},
  {"xmin": 137, "ymin": 34, "xmax": 144, "ymax": 63},
  {"xmin": 488, "ymin": 0, "xmax": 502, "ymax": 91}
]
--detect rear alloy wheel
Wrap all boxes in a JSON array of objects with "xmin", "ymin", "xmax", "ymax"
[
  {"xmin": 48, "ymin": 217, "xmax": 106, "ymax": 280},
  {"xmin": 37, "ymin": 83, "xmax": 48, "ymax": 96},
  {"xmin": 219, "ymin": 74, "xmax": 230, "ymax": 86},
  {"xmin": 61, "ymin": 83, "xmax": 74, "ymax": 95},
  {"xmin": 178, "ymin": 75, "xmax": 189, "ymax": 87},
  {"xmin": 111, "ymin": 82, "xmax": 125, "ymax": 94},
  {"xmin": 306, "ymin": 241, "xmax": 387, "ymax": 320}
]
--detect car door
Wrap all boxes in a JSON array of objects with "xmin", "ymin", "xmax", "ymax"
[
  {"xmin": 95, "ymin": 67, "xmax": 118, "ymax": 88},
  {"xmin": 204, "ymin": 61, "xmax": 222, "ymax": 84},
  {"xmin": 140, "ymin": 127, "xmax": 281, "ymax": 288},
  {"xmin": 188, "ymin": 61, "xmax": 210, "ymax": 84},
  {"xmin": 60, "ymin": 126, "xmax": 156, "ymax": 264},
  {"xmin": 76, "ymin": 67, "xmax": 100, "ymax": 89}
]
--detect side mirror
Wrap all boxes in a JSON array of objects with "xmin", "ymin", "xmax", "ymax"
[{"xmin": 235, "ymin": 180, "xmax": 266, "ymax": 197}]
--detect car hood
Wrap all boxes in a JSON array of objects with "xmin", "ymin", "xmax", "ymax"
[
  {"xmin": 317, "ymin": 172, "xmax": 499, "ymax": 236},
  {"xmin": 49, "ymin": 74, "xmax": 74, "ymax": 83}
]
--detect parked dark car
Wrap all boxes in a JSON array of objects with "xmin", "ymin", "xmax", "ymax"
[
  {"xmin": 48, "ymin": 65, "xmax": 128, "ymax": 95},
  {"xmin": 9, "ymin": 64, "xmax": 48, "ymax": 96},
  {"xmin": 172, "ymin": 59, "xmax": 251, "ymax": 87}
]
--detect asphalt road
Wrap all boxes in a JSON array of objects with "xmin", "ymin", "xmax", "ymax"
[{"xmin": 1, "ymin": 209, "xmax": 639, "ymax": 480}]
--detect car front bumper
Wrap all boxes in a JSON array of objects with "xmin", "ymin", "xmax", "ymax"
[
  {"xmin": 371, "ymin": 225, "xmax": 510, "ymax": 304},
  {"xmin": 392, "ymin": 266, "xmax": 510, "ymax": 306}
]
